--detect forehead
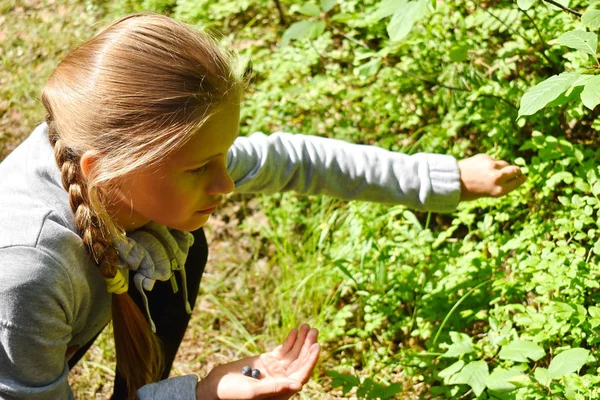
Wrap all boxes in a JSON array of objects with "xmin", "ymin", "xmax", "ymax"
[{"xmin": 167, "ymin": 103, "xmax": 240, "ymax": 166}]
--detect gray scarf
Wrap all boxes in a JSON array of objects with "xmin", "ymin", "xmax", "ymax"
[{"xmin": 112, "ymin": 222, "xmax": 195, "ymax": 332}]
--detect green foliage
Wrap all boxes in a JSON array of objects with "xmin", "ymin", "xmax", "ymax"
[{"xmin": 97, "ymin": 0, "xmax": 600, "ymax": 397}]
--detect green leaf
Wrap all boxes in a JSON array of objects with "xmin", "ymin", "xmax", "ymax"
[
  {"xmin": 379, "ymin": 383, "xmax": 403, "ymax": 399},
  {"xmin": 582, "ymin": 4, "xmax": 600, "ymax": 30},
  {"xmin": 356, "ymin": 57, "xmax": 382, "ymax": 77},
  {"xmin": 547, "ymin": 301, "xmax": 574, "ymax": 319},
  {"xmin": 556, "ymin": 30, "xmax": 598, "ymax": 56},
  {"xmin": 449, "ymin": 45, "xmax": 469, "ymax": 62},
  {"xmin": 320, "ymin": 0, "xmax": 336, "ymax": 12},
  {"xmin": 534, "ymin": 367, "xmax": 551, "ymax": 386},
  {"xmin": 439, "ymin": 360, "xmax": 465, "ymax": 379},
  {"xmin": 403, "ymin": 210, "xmax": 423, "ymax": 231},
  {"xmin": 298, "ymin": 3, "xmax": 321, "ymax": 16},
  {"xmin": 589, "ymin": 306, "xmax": 600, "ymax": 318},
  {"xmin": 331, "ymin": 13, "xmax": 353, "ymax": 22},
  {"xmin": 452, "ymin": 360, "xmax": 489, "ymax": 397},
  {"xmin": 486, "ymin": 367, "xmax": 523, "ymax": 392},
  {"xmin": 373, "ymin": 0, "xmax": 407, "ymax": 20},
  {"xmin": 580, "ymin": 75, "xmax": 600, "ymax": 110},
  {"xmin": 281, "ymin": 20, "xmax": 325, "ymax": 47},
  {"xmin": 508, "ymin": 374, "xmax": 533, "ymax": 388},
  {"xmin": 573, "ymin": 74, "xmax": 597, "ymax": 87},
  {"xmin": 546, "ymin": 85, "xmax": 584, "ymax": 108},
  {"xmin": 518, "ymin": 73, "xmax": 581, "ymax": 118},
  {"xmin": 499, "ymin": 340, "xmax": 545, "ymax": 362},
  {"xmin": 441, "ymin": 332, "xmax": 474, "ymax": 358},
  {"xmin": 548, "ymin": 348, "xmax": 590, "ymax": 380},
  {"xmin": 517, "ymin": 0, "xmax": 537, "ymax": 10},
  {"xmin": 326, "ymin": 370, "xmax": 360, "ymax": 395},
  {"xmin": 387, "ymin": 0, "xmax": 428, "ymax": 42}
]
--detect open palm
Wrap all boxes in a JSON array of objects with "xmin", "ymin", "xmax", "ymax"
[{"xmin": 197, "ymin": 324, "xmax": 320, "ymax": 400}]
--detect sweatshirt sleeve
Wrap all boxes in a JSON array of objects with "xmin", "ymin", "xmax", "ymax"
[
  {"xmin": 0, "ymin": 245, "xmax": 199, "ymax": 400},
  {"xmin": 0, "ymin": 247, "xmax": 74, "ymax": 400},
  {"xmin": 227, "ymin": 132, "xmax": 461, "ymax": 213},
  {"xmin": 137, "ymin": 375, "xmax": 198, "ymax": 400}
]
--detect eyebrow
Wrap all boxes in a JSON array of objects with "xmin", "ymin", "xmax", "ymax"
[
  {"xmin": 182, "ymin": 131, "xmax": 239, "ymax": 169},
  {"xmin": 182, "ymin": 153, "xmax": 222, "ymax": 169}
]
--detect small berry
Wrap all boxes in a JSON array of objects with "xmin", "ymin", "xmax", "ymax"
[
  {"xmin": 251, "ymin": 368, "xmax": 261, "ymax": 379},
  {"xmin": 241, "ymin": 365, "xmax": 252, "ymax": 376}
]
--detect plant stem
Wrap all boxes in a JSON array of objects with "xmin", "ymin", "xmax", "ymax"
[
  {"xmin": 542, "ymin": 0, "xmax": 582, "ymax": 17},
  {"xmin": 273, "ymin": 0, "xmax": 286, "ymax": 25},
  {"xmin": 478, "ymin": 94, "xmax": 518, "ymax": 110},
  {"xmin": 484, "ymin": 8, "xmax": 534, "ymax": 48},
  {"xmin": 520, "ymin": 8, "xmax": 560, "ymax": 72},
  {"xmin": 432, "ymin": 279, "xmax": 493, "ymax": 348},
  {"xmin": 397, "ymin": 68, "xmax": 470, "ymax": 92}
]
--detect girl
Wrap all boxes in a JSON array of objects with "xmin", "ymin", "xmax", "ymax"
[{"xmin": 0, "ymin": 13, "xmax": 525, "ymax": 400}]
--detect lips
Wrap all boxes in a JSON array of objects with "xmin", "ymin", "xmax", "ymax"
[{"xmin": 196, "ymin": 201, "xmax": 221, "ymax": 215}]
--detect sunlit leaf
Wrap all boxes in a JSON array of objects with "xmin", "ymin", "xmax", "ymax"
[
  {"xmin": 320, "ymin": 0, "xmax": 337, "ymax": 12},
  {"xmin": 556, "ymin": 30, "xmax": 598, "ymax": 56},
  {"xmin": 387, "ymin": 0, "xmax": 428, "ymax": 42},
  {"xmin": 517, "ymin": 0, "xmax": 537, "ymax": 10},
  {"xmin": 373, "ymin": 0, "xmax": 407, "ymax": 20},
  {"xmin": 499, "ymin": 340, "xmax": 545, "ymax": 362},
  {"xmin": 582, "ymin": 4, "xmax": 600, "ymax": 29},
  {"xmin": 580, "ymin": 75, "xmax": 600, "ymax": 109},
  {"xmin": 518, "ymin": 73, "xmax": 581, "ymax": 117},
  {"xmin": 449, "ymin": 45, "xmax": 469, "ymax": 62},
  {"xmin": 486, "ymin": 367, "xmax": 523, "ymax": 392},
  {"xmin": 452, "ymin": 361, "xmax": 489, "ymax": 397},
  {"xmin": 281, "ymin": 20, "xmax": 325, "ymax": 47},
  {"xmin": 534, "ymin": 367, "xmax": 551, "ymax": 386},
  {"xmin": 548, "ymin": 348, "xmax": 590, "ymax": 380},
  {"xmin": 298, "ymin": 3, "xmax": 321, "ymax": 16}
]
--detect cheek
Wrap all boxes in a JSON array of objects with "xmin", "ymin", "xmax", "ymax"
[
  {"xmin": 153, "ymin": 176, "xmax": 198, "ymax": 209},
  {"xmin": 123, "ymin": 175, "xmax": 182, "ymax": 211}
]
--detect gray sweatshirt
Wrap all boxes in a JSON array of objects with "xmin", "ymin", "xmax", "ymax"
[{"xmin": 0, "ymin": 123, "xmax": 461, "ymax": 400}]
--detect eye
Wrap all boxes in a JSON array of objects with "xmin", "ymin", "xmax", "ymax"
[{"xmin": 188, "ymin": 165, "xmax": 207, "ymax": 175}]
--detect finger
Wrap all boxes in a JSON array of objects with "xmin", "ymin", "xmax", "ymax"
[
  {"xmin": 294, "ymin": 328, "xmax": 319, "ymax": 366},
  {"xmin": 494, "ymin": 160, "xmax": 509, "ymax": 169},
  {"xmin": 250, "ymin": 378, "xmax": 302, "ymax": 398},
  {"xmin": 274, "ymin": 328, "xmax": 298, "ymax": 358},
  {"xmin": 288, "ymin": 343, "xmax": 321, "ymax": 384},
  {"xmin": 495, "ymin": 174, "xmax": 526, "ymax": 197},
  {"xmin": 286, "ymin": 324, "xmax": 310, "ymax": 361},
  {"xmin": 498, "ymin": 165, "xmax": 524, "ymax": 184}
]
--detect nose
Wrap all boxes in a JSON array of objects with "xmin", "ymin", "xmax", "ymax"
[{"xmin": 206, "ymin": 163, "xmax": 235, "ymax": 196}]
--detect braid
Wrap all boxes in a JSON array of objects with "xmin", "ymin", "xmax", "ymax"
[
  {"xmin": 50, "ymin": 123, "xmax": 118, "ymax": 274},
  {"xmin": 48, "ymin": 122, "xmax": 164, "ymax": 398}
]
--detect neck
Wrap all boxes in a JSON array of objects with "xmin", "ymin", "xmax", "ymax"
[{"xmin": 105, "ymin": 198, "xmax": 151, "ymax": 233}]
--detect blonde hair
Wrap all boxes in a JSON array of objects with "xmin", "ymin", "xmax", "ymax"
[{"xmin": 42, "ymin": 13, "xmax": 246, "ymax": 398}]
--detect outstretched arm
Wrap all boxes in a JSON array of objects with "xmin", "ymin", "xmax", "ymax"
[
  {"xmin": 196, "ymin": 324, "xmax": 320, "ymax": 400},
  {"xmin": 227, "ymin": 132, "xmax": 524, "ymax": 213}
]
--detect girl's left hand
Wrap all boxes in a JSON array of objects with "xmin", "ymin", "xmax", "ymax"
[{"xmin": 197, "ymin": 324, "xmax": 320, "ymax": 400}]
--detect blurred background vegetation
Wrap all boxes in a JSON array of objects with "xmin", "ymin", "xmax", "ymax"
[{"xmin": 4, "ymin": 0, "xmax": 600, "ymax": 398}]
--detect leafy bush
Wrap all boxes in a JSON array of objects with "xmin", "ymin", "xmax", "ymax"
[{"xmin": 105, "ymin": 0, "xmax": 600, "ymax": 398}]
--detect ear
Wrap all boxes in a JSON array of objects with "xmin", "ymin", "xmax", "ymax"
[{"xmin": 80, "ymin": 150, "xmax": 100, "ymax": 179}]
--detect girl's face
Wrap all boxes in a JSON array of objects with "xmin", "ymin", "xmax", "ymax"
[{"xmin": 110, "ymin": 103, "xmax": 240, "ymax": 232}]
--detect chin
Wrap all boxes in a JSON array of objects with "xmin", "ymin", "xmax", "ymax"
[{"xmin": 173, "ymin": 214, "xmax": 211, "ymax": 232}]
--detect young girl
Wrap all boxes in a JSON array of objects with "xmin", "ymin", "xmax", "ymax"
[{"xmin": 0, "ymin": 13, "xmax": 525, "ymax": 400}]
